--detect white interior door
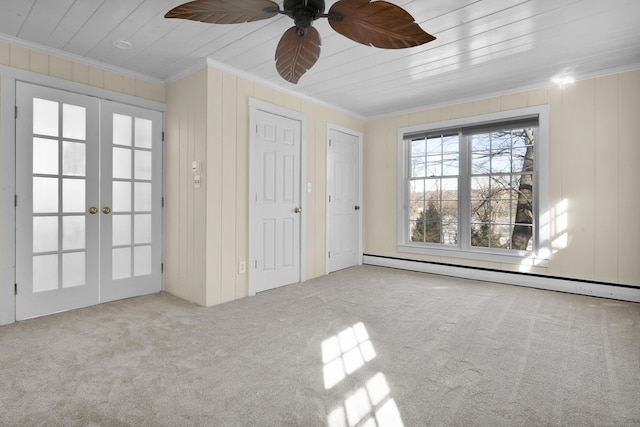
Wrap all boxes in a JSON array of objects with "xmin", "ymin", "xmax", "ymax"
[
  {"xmin": 100, "ymin": 101, "xmax": 163, "ymax": 303},
  {"xmin": 327, "ymin": 128, "xmax": 361, "ymax": 273},
  {"xmin": 16, "ymin": 83, "xmax": 100, "ymax": 320},
  {"xmin": 251, "ymin": 108, "xmax": 302, "ymax": 293},
  {"xmin": 15, "ymin": 83, "xmax": 163, "ymax": 320}
]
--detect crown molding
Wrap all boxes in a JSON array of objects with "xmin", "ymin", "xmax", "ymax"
[
  {"xmin": 202, "ymin": 57, "xmax": 366, "ymax": 121},
  {"xmin": 161, "ymin": 58, "xmax": 208, "ymax": 85},
  {"xmin": 371, "ymin": 62, "xmax": 640, "ymax": 120},
  {"xmin": 0, "ymin": 34, "xmax": 164, "ymax": 85}
]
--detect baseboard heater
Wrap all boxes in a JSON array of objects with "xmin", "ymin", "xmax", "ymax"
[{"xmin": 362, "ymin": 254, "xmax": 640, "ymax": 303}]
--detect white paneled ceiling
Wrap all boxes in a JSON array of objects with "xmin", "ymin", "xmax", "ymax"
[{"xmin": 1, "ymin": 0, "xmax": 639, "ymax": 117}]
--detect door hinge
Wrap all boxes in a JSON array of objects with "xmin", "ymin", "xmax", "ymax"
[
  {"xmin": 329, "ymin": 139, "xmax": 332, "ymax": 147},
  {"xmin": 14, "ymin": 106, "xmax": 17, "ymax": 119},
  {"xmin": 162, "ymin": 131, "xmax": 165, "ymax": 142},
  {"xmin": 161, "ymin": 263, "xmax": 164, "ymax": 273},
  {"xmin": 161, "ymin": 197, "xmax": 165, "ymax": 208},
  {"xmin": 328, "ymin": 195, "xmax": 331, "ymax": 203},
  {"xmin": 14, "ymin": 284, "xmax": 17, "ymax": 295},
  {"xmin": 328, "ymin": 251, "xmax": 331, "ymax": 259},
  {"xmin": 14, "ymin": 194, "xmax": 18, "ymax": 207},
  {"xmin": 255, "ymin": 260, "xmax": 258, "ymax": 269}
]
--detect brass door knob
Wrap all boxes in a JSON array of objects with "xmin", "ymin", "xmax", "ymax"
[
  {"xmin": 88, "ymin": 207, "xmax": 98, "ymax": 215},
  {"xmin": 102, "ymin": 207, "xmax": 112, "ymax": 214},
  {"xmin": 294, "ymin": 207, "xmax": 302, "ymax": 214}
]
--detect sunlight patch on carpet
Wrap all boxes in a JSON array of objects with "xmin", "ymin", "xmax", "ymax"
[
  {"xmin": 323, "ymin": 323, "xmax": 405, "ymax": 427},
  {"xmin": 322, "ymin": 322, "xmax": 376, "ymax": 389},
  {"xmin": 328, "ymin": 373, "xmax": 404, "ymax": 427}
]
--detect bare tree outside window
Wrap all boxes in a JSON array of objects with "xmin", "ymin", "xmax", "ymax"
[
  {"xmin": 470, "ymin": 128, "xmax": 535, "ymax": 251},
  {"xmin": 510, "ymin": 129, "xmax": 534, "ymax": 250}
]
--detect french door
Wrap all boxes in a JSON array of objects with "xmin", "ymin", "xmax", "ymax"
[{"xmin": 15, "ymin": 82, "xmax": 163, "ymax": 320}]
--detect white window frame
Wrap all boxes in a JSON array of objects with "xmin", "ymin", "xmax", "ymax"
[{"xmin": 397, "ymin": 106, "xmax": 550, "ymax": 266}]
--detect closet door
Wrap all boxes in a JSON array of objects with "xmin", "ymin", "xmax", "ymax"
[{"xmin": 250, "ymin": 107, "xmax": 302, "ymax": 293}]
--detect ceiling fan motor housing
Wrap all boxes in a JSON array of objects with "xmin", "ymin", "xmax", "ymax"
[{"xmin": 283, "ymin": 0, "xmax": 326, "ymax": 35}]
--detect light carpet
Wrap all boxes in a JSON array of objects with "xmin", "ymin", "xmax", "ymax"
[{"xmin": 1, "ymin": 266, "xmax": 639, "ymax": 426}]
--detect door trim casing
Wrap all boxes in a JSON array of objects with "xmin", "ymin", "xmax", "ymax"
[
  {"xmin": 0, "ymin": 75, "xmax": 17, "ymax": 325},
  {"xmin": 326, "ymin": 124, "xmax": 363, "ymax": 274},
  {"xmin": 248, "ymin": 98, "xmax": 307, "ymax": 296}
]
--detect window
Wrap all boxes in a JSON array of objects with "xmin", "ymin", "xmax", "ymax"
[
  {"xmin": 468, "ymin": 125, "xmax": 535, "ymax": 251},
  {"xmin": 408, "ymin": 133, "xmax": 460, "ymax": 245},
  {"xmin": 398, "ymin": 107, "xmax": 549, "ymax": 263}
]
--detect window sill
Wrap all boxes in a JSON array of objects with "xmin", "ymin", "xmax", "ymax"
[{"xmin": 397, "ymin": 243, "xmax": 550, "ymax": 268}]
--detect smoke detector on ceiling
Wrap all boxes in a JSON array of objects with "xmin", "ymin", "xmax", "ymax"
[{"xmin": 113, "ymin": 40, "xmax": 133, "ymax": 50}]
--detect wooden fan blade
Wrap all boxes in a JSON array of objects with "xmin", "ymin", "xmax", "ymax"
[
  {"xmin": 165, "ymin": 0, "xmax": 280, "ymax": 24},
  {"xmin": 275, "ymin": 26, "xmax": 322, "ymax": 84},
  {"xmin": 328, "ymin": 0, "xmax": 435, "ymax": 49}
]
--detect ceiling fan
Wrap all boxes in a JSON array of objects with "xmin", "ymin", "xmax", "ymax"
[{"xmin": 165, "ymin": 0, "xmax": 436, "ymax": 84}]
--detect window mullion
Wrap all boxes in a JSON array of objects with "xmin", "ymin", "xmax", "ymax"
[
  {"xmin": 458, "ymin": 133, "xmax": 471, "ymax": 250},
  {"xmin": 398, "ymin": 139, "xmax": 411, "ymax": 245}
]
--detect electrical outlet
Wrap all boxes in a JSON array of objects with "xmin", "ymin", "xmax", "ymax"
[{"xmin": 238, "ymin": 261, "xmax": 246, "ymax": 274}]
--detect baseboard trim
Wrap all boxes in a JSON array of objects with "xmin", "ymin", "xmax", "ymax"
[{"xmin": 363, "ymin": 254, "xmax": 640, "ymax": 303}]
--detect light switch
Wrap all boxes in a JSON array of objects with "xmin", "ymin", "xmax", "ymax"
[
  {"xmin": 307, "ymin": 182, "xmax": 312, "ymax": 193},
  {"xmin": 191, "ymin": 160, "xmax": 201, "ymax": 173},
  {"xmin": 194, "ymin": 174, "xmax": 201, "ymax": 188}
]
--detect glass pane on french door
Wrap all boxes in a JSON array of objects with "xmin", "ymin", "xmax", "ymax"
[{"xmin": 15, "ymin": 83, "xmax": 100, "ymax": 321}]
